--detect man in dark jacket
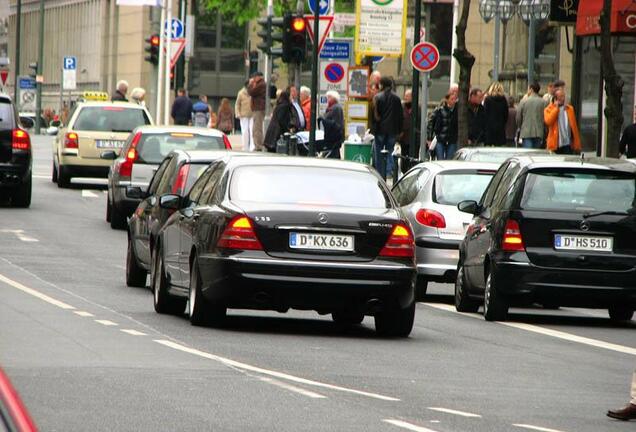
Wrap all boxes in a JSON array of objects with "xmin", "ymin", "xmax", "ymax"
[
  {"xmin": 171, "ymin": 88, "xmax": 193, "ymax": 125},
  {"xmin": 112, "ymin": 80, "xmax": 128, "ymax": 102},
  {"xmin": 467, "ymin": 88, "xmax": 485, "ymax": 146},
  {"xmin": 373, "ymin": 77, "xmax": 403, "ymax": 178},
  {"xmin": 427, "ymin": 92, "xmax": 458, "ymax": 160},
  {"xmin": 248, "ymin": 72, "xmax": 267, "ymax": 151},
  {"xmin": 619, "ymin": 108, "xmax": 636, "ymax": 159}
]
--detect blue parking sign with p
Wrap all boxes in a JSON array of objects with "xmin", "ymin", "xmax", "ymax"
[{"xmin": 63, "ymin": 56, "xmax": 77, "ymax": 70}]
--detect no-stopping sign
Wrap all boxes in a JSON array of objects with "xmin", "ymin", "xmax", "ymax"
[{"xmin": 410, "ymin": 42, "xmax": 439, "ymax": 73}]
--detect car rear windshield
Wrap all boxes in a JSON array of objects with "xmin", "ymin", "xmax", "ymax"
[
  {"xmin": 136, "ymin": 133, "xmax": 225, "ymax": 164},
  {"xmin": 230, "ymin": 165, "xmax": 390, "ymax": 208},
  {"xmin": 73, "ymin": 106, "xmax": 151, "ymax": 132},
  {"xmin": 520, "ymin": 169, "xmax": 636, "ymax": 212},
  {"xmin": 433, "ymin": 170, "xmax": 495, "ymax": 205},
  {"xmin": 0, "ymin": 101, "xmax": 15, "ymax": 130}
]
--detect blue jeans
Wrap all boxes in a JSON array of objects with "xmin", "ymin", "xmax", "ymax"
[
  {"xmin": 522, "ymin": 137, "xmax": 543, "ymax": 149},
  {"xmin": 435, "ymin": 142, "xmax": 457, "ymax": 160},
  {"xmin": 374, "ymin": 134, "xmax": 396, "ymax": 178}
]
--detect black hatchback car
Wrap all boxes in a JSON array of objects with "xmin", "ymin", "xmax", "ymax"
[
  {"xmin": 151, "ymin": 156, "xmax": 417, "ymax": 336},
  {"xmin": 455, "ymin": 155, "xmax": 636, "ymax": 322},
  {"xmin": 0, "ymin": 94, "xmax": 32, "ymax": 207}
]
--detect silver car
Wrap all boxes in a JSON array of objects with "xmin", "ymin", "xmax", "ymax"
[
  {"xmin": 103, "ymin": 125, "xmax": 231, "ymax": 229},
  {"xmin": 392, "ymin": 161, "xmax": 499, "ymax": 298}
]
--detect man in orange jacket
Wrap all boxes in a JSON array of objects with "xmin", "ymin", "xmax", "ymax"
[{"xmin": 544, "ymin": 88, "xmax": 581, "ymax": 154}]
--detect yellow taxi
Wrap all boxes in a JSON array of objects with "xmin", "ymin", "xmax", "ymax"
[{"xmin": 53, "ymin": 92, "xmax": 153, "ymax": 187}]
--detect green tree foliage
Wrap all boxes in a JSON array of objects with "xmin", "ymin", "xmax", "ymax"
[{"xmin": 202, "ymin": 0, "xmax": 297, "ymax": 25}]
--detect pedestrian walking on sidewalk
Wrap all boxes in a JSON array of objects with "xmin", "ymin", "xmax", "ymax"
[
  {"xmin": 235, "ymin": 81, "xmax": 253, "ymax": 151},
  {"xmin": 483, "ymin": 82, "xmax": 508, "ymax": 147},
  {"xmin": 544, "ymin": 88, "xmax": 581, "ymax": 154},
  {"xmin": 319, "ymin": 91, "xmax": 344, "ymax": 159},
  {"xmin": 300, "ymin": 86, "xmax": 311, "ymax": 131},
  {"xmin": 607, "ymin": 370, "xmax": 636, "ymax": 421},
  {"xmin": 427, "ymin": 92, "xmax": 458, "ymax": 160},
  {"xmin": 505, "ymin": 96, "xmax": 518, "ymax": 146},
  {"xmin": 130, "ymin": 87, "xmax": 146, "ymax": 107},
  {"xmin": 248, "ymin": 72, "xmax": 267, "ymax": 151},
  {"xmin": 192, "ymin": 95, "xmax": 211, "ymax": 128},
  {"xmin": 373, "ymin": 77, "xmax": 403, "ymax": 176},
  {"xmin": 263, "ymin": 90, "xmax": 294, "ymax": 152},
  {"xmin": 517, "ymin": 82, "xmax": 547, "ymax": 149},
  {"xmin": 171, "ymin": 88, "xmax": 193, "ymax": 126},
  {"xmin": 467, "ymin": 87, "xmax": 485, "ymax": 146},
  {"xmin": 112, "ymin": 80, "xmax": 128, "ymax": 102},
  {"xmin": 217, "ymin": 98, "xmax": 235, "ymax": 135}
]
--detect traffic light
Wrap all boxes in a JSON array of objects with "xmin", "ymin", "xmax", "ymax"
[
  {"xmin": 28, "ymin": 62, "xmax": 38, "ymax": 79},
  {"xmin": 282, "ymin": 15, "xmax": 307, "ymax": 64},
  {"xmin": 257, "ymin": 17, "xmax": 272, "ymax": 55},
  {"xmin": 145, "ymin": 34, "xmax": 160, "ymax": 65}
]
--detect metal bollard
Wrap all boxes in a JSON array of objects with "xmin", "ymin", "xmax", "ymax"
[{"xmin": 289, "ymin": 134, "xmax": 298, "ymax": 156}]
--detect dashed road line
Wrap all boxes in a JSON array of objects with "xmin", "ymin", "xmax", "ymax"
[
  {"xmin": 81, "ymin": 190, "xmax": 99, "ymax": 198},
  {"xmin": 384, "ymin": 419, "xmax": 441, "ymax": 432},
  {"xmin": 95, "ymin": 319, "xmax": 118, "ymax": 326},
  {"xmin": 513, "ymin": 424, "xmax": 568, "ymax": 432},
  {"xmin": 258, "ymin": 377, "xmax": 327, "ymax": 399},
  {"xmin": 121, "ymin": 329, "xmax": 146, "ymax": 336},
  {"xmin": 427, "ymin": 407, "xmax": 482, "ymax": 418},
  {"xmin": 73, "ymin": 311, "xmax": 94, "ymax": 317},
  {"xmin": 153, "ymin": 339, "xmax": 400, "ymax": 401},
  {"xmin": 0, "ymin": 273, "xmax": 74, "ymax": 310},
  {"xmin": 424, "ymin": 303, "xmax": 636, "ymax": 357},
  {"xmin": 0, "ymin": 229, "xmax": 39, "ymax": 242}
]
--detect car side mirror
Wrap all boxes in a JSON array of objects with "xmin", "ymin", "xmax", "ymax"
[
  {"xmin": 159, "ymin": 194, "xmax": 182, "ymax": 210},
  {"xmin": 20, "ymin": 117, "xmax": 34, "ymax": 129},
  {"xmin": 126, "ymin": 186, "xmax": 148, "ymax": 200},
  {"xmin": 100, "ymin": 150, "xmax": 118, "ymax": 160},
  {"xmin": 458, "ymin": 200, "xmax": 479, "ymax": 215},
  {"xmin": 46, "ymin": 126, "xmax": 59, "ymax": 136}
]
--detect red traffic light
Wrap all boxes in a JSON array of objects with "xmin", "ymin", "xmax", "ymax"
[
  {"xmin": 292, "ymin": 17, "xmax": 305, "ymax": 32},
  {"xmin": 150, "ymin": 35, "xmax": 160, "ymax": 46}
]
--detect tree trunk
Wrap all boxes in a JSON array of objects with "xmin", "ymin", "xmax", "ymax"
[
  {"xmin": 453, "ymin": 0, "xmax": 475, "ymax": 148},
  {"xmin": 600, "ymin": 0, "xmax": 624, "ymax": 158}
]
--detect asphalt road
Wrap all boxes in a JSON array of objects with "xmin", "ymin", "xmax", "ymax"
[{"xmin": 0, "ymin": 135, "xmax": 634, "ymax": 432}]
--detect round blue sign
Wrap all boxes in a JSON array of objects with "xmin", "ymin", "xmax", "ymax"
[
  {"xmin": 324, "ymin": 63, "xmax": 345, "ymax": 83},
  {"xmin": 308, "ymin": 0, "xmax": 329, "ymax": 15}
]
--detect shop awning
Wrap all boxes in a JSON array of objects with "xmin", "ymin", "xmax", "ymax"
[{"xmin": 576, "ymin": 0, "xmax": 636, "ymax": 36}]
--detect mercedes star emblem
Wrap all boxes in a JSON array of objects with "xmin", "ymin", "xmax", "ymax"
[
  {"xmin": 580, "ymin": 220, "xmax": 591, "ymax": 231},
  {"xmin": 318, "ymin": 213, "xmax": 328, "ymax": 224}
]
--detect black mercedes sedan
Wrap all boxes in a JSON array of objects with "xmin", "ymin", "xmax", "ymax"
[
  {"xmin": 151, "ymin": 156, "xmax": 417, "ymax": 336},
  {"xmin": 126, "ymin": 150, "xmax": 245, "ymax": 288},
  {"xmin": 455, "ymin": 155, "xmax": 636, "ymax": 322}
]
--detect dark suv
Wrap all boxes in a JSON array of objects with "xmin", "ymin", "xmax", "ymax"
[
  {"xmin": 0, "ymin": 94, "xmax": 32, "ymax": 207},
  {"xmin": 455, "ymin": 155, "xmax": 636, "ymax": 322}
]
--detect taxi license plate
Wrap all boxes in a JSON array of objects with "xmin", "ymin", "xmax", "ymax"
[
  {"xmin": 554, "ymin": 234, "xmax": 613, "ymax": 252},
  {"xmin": 96, "ymin": 140, "xmax": 125, "ymax": 148},
  {"xmin": 289, "ymin": 232, "xmax": 354, "ymax": 252}
]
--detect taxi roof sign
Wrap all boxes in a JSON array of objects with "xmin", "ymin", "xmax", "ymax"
[{"xmin": 80, "ymin": 91, "xmax": 109, "ymax": 102}]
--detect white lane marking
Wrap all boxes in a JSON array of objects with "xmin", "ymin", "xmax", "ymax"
[
  {"xmin": 0, "ymin": 229, "xmax": 39, "ymax": 242},
  {"xmin": 154, "ymin": 339, "xmax": 400, "ymax": 401},
  {"xmin": 81, "ymin": 190, "xmax": 99, "ymax": 198},
  {"xmin": 424, "ymin": 303, "xmax": 636, "ymax": 357},
  {"xmin": 33, "ymin": 175, "xmax": 50, "ymax": 179},
  {"xmin": 121, "ymin": 329, "xmax": 146, "ymax": 336},
  {"xmin": 0, "ymin": 273, "xmax": 74, "ymax": 310},
  {"xmin": 384, "ymin": 419, "xmax": 441, "ymax": 432},
  {"xmin": 513, "ymin": 424, "xmax": 567, "ymax": 432},
  {"xmin": 73, "ymin": 311, "xmax": 94, "ymax": 317},
  {"xmin": 258, "ymin": 377, "xmax": 326, "ymax": 399},
  {"xmin": 95, "ymin": 319, "xmax": 118, "ymax": 326},
  {"xmin": 427, "ymin": 407, "xmax": 482, "ymax": 418}
]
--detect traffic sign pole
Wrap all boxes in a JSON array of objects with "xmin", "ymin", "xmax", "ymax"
[
  {"xmin": 308, "ymin": 0, "xmax": 320, "ymax": 156},
  {"xmin": 419, "ymin": 72, "xmax": 429, "ymax": 161},
  {"xmin": 35, "ymin": 0, "xmax": 44, "ymax": 135},
  {"xmin": 164, "ymin": 0, "xmax": 172, "ymax": 125},
  {"xmin": 410, "ymin": 0, "xmax": 421, "ymax": 161}
]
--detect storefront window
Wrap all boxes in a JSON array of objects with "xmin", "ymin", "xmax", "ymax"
[
  {"xmin": 578, "ymin": 37, "xmax": 602, "ymax": 153},
  {"xmin": 220, "ymin": 52, "xmax": 244, "ymax": 73},
  {"xmin": 534, "ymin": 23, "xmax": 559, "ymax": 83}
]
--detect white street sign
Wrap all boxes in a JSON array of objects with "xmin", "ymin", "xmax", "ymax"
[
  {"xmin": 355, "ymin": 0, "xmax": 407, "ymax": 57},
  {"xmin": 18, "ymin": 77, "xmax": 37, "ymax": 112},
  {"xmin": 63, "ymin": 69, "xmax": 77, "ymax": 90},
  {"xmin": 319, "ymin": 60, "xmax": 348, "ymax": 93}
]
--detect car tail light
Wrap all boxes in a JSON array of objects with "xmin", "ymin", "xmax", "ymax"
[
  {"xmin": 379, "ymin": 223, "xmax": 414, "ymax": 258},
  {"xmin": 217, "ymin": 216, "xmax": 263, "ymax": 250},
  {"xmin": 64, "ymin": 132, "xmax": 78, "ymax": 149},
  {"xmin": 415, "ymin": 209, "xmax": 446, "ymax": 229},
  {"xmin": 172, "ymin": 163, "xmax": 190, "ymax": 195},
  {"xmin": 502, "ymin": 219, "xmax": 525, "ymax": 251},
  {"xmin": 11, "ymin": 129, "xmax": 30, "ymax": 151},
  {"xmin": 116, "ymin": 132, "xmax": 142, "ymax": 179},
  {"xmin": 223, "ymin": 134, "xmax": 232, "ymax": 150}
]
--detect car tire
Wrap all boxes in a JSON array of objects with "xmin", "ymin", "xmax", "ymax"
[
  {"xmin": 126, "ymin": 237, "xmax": 147, "ymax": 288},
  {"xmin": 57, "ymin": 165, "xmax": 70, "ymax": 188},
  {"xmin": 52, "ymin": 161, "xmax": 58, "ymax": 183},
  {"xmin": 110, "ymin": 203, "xmax": 127, "ymax": 230},
  {"xmin": 415, "ymin": 276, "xmax": 428, "ymax": 301},
  {"xmin": 608, "ymin": 306, "xmax": 634, "ymax": 322},
  {"xmin": 151, "ymin": 246, "xmax": 185, "ymax": 315},
  {"xmin": 11, "ymin": 175, "xmax": 32, "ymax": 208},
  {"xmin": 332, "ymin": 310, "xmax": 365, "ymax": 326},
  {"xmin": 483, "ymin": 269, "xmax": 508, "ymax": 322},
  {"xmin": 106, "ymin": 198, "xmax": 112, "ymax": 223},
  {"xmin": 455, "ymin": 263, "xmax": 480, "ymax": 313},
  {"xmin": 189, "ymin": 257, "xmax": 226, "ymax": 326},
  {"xmin": 374, "ymin": 301, "xmax": 415, "ymax": 337}
]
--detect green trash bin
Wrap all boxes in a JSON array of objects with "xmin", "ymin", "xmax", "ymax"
[{"xmin": 343, "ymin": 141, "xmax": 373, "ymax": 165}]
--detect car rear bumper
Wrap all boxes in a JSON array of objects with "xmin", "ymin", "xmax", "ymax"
[
  {"xmin": 0, "ymin": 160, "xmax": 31, "ymax": 188},
  {"xmin": 59, "ymin": 153, "xmax": 111, "ymax": 177},
  {"xmin": 415, "ymin": 237, "xmax": 460, "ymax": 282},
  {"xmin": 111, "ymin": 185, "xmax": 143, "ymax": 216},
  {"xmin": 493, "ymin": 258, "xmax": 636, "ymax": 308},
  {"xmin": 197, "ymin": 253, "xmax": 416, "ymax": 312}
]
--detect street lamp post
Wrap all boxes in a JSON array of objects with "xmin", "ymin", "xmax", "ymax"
[
  {"xmin": 479, "ymin": 0, "xmax": 514, "ymax": 82},
  {"xmin": 519, "ymin": 0, "xmax": 550, "ymax": 85}
]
